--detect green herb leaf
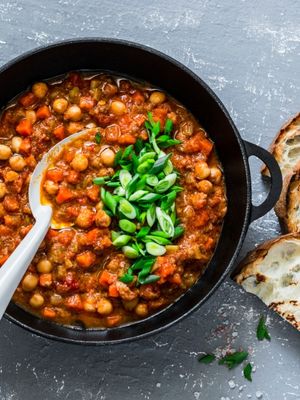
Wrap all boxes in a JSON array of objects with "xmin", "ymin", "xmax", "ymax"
[
  {"xmin": 95, "ymin": 132, "xmax": 102, "ymax": 144},
  {"xmin": 149, "ymin": 153, "xmax": 172, "ymax": 175},
  {"xmin": 243, "ymin": 363, "xmax": 252, "ymax": 382},
  {"xmin": 198, "ymin": 354, "xmax": 216, "ymax": 364},
  {"xmin": 257, "ymin": 316, "xmax": 271, "ymax": 341},
  {"xmin": 164, "ymin": 118, "xmax": 173, "ymax": 134},
  {"xmin": 219, "ymin": 351, "xmax": 248, "ymax": 369},
  {"xmin": 119, "ymin": 273, "xmax": 134, "ymax": 284}
]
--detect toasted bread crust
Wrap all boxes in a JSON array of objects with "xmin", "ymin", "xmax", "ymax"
[
  {"xmin": 261, "ymin": 112, "xmax": 300, "ymax": 177},
  {"xmin": 235, "ymin": 234, "xmax": 300, "ymax": 330}
]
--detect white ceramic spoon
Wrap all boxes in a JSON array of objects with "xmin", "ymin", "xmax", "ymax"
[{"xmin": 0, "ymin": 128, "xmax": 96, "ymax": 319}]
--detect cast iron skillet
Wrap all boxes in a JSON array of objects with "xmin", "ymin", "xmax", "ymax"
[{"xmin": 0, "ymin": 39, "xmax": 282, "ymax": 344}]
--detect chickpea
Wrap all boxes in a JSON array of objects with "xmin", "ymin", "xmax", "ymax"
[
  {"xmin": 110, "ymin": 100, "xmax": 126, "ymax": 115},
  {"xmin": 11, "ymin": 136, "xmax": 23, "ymax": 153},
  {"xmin": 122, "ymin": 298, "xmax": 138, "ymax": 311},
  {"xmin": 9, "ymin": 154, "xmax": 26, "ymax": 171},
  {"xmin": 29, "ymin": 293, "xmax": 44, "ymax": 308},
  {"xmin": 5, "ymin": 171, "xmax": 19, "ymax": 182},
  {"xmin": 0, "ymin": 144, "xmax": 12, "ymax": 160},
  {"xmin": 198, "ymin": 179, "xmax": 213, "ymax": 194},
  {"xmin": 100, "ymin": 147, "xmax": 115, "ymax": 167},
  {"xmin": 37, "ymin": 259, "xmax": 53, "ymax": 273},
  {"xmin": 25, "ymin": 110, "xmax": 37, "ymax": 125},
  {"xmin": 195, "ymin": 161, "xmax": 211, "ymax": 180},
  {"xmin": 22, "ymin": 274, "xmax": 38, "ymax": 291},
  {"xmin": 76, "ymin": 207, "xmax": 95, "ymax": 228},
  {"xmin": 135, "ymin": 303, "xmax": 149, "ymax": 317},
  {"xmin": 84, "ymin": 302, "xmax": 96, "ymax": 312},
  {"xmin": 50, "ymin": 293, "xmax": 62, "ymax": 306},
  {"xmin": 97, "ymin": 298, "xmax": 113, "ymax": 315},
  {"xmin": 95, "ymin": 209, "xmax": 111, "ymax": 227},
  {"xmin": 44, "ymin": 180, "xmax": 59, "ymax": 195},
  {"xmin": 149, "ymin": 91, "xmax": 166, "ymax": 105},
  {"xmin": 64, "ymin": 105, "xmax": 82, "ymax": 121},
  {"xmin": 32, "ymin": 82, "xmax": 48, "ymax": 99},
  {"xmin": 52, "ymin": 98, "xmax": 68, "ymax": 114},
  {"xmin": 71, "ymin": 153, "xmax": 89, "ymax": 171},
  {"xmin": 0, "ymin": 182, "xmax": 7, "ymax": 199},
  {"xmin": 210, "ymin": 167, "xmax": 222, "ymax": 184}
]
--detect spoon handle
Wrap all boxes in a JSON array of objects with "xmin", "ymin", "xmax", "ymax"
[{"xmin": 0, "ymin": 208, "xmax": 51, "ymax": 320}]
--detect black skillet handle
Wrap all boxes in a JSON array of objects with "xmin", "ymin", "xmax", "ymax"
[{"xmin": 243, "ymin": 140, "xmax": 282, "ymax": 223}]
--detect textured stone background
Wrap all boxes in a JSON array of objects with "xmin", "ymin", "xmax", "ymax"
[{"xmin": 0, "ymin": 0, "xmax": 299, "ymax": 399}]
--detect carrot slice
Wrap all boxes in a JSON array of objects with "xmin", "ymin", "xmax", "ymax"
[
  {"xmin": 76, "ymin": 251, "xmax": 96, "ymax": 268},
  {"xmin": 108, "ymin": 283, "xmax": 119, "ymax": 298},
  {"xmin": 19, "ymin": 92, "xmax": 36, "ymax": 107},
  {"xmin": 99, "ymin": 270, "xmax": 117, "ymax": 287},
  {"xmin": 42, "ymin": 307, "xmax": 56, "ymax": 318},
  {"xmin": 36, "ymin": 105, "xmax": 51, "ymax": 119},
  {"xmin": 56, "ymin": 187, "xmax": 75, "ymax": 204},
  {"xmin": 16, "ymin": 119, "xmax": 33, "ymax": 136},
  {"xmin": 46, "ymin": 168, "xmax": 64, "ymax": 183},
  {"xmin": 65, "ymin": 294, "xmax": 83, "ymax": 311},
  {"xmin": 39, "ymin": 273, "xmax": 52, "ymax": 287},
  {"xmin": 53, "ymin": 125, "xmax": 65, "ymax": 140}
]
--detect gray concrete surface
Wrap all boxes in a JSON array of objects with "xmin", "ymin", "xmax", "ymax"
[{"xmin": 0, "ymin": 0, "xmax": 299, "ymax": 399}]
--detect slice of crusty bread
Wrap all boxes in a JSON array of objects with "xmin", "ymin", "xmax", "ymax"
[
  {"xmin": 262, "ymin": 112, "xmax": 300, "ymax": 178},
  {"xmin": 275, "ymin": 165, "xmax": 300, "ymax": 232},
  {"xmin": 235, "ymin": 234, "xmax": 300, "ymax": 331}
]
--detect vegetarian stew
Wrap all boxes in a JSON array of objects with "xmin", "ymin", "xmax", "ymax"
[{"xmin": 0, "ymin": 72, "xmax": 227, "ymax": 328}]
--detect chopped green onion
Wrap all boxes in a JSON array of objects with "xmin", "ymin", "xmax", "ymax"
[
  {"xmin": 164, "ymin": 118, "xmax": 173, "ymax": 134},
  {"xmin": 119, "ymin": 219, "xmax": 136, "ymax": 234},
  {"xmin": 156, "ymin": 207, "xmax": 175, "ymax": 237},
  {"xmin": 139, "ymin": 274, "xmax": 160, "ymax": 285},
  {"xmin": 138, "ymin": 151, "xmax": 156, "ymax": 164},
  {"xmin": 119, "ymin": 273, "xmax": 134, "ymax": 284},
  {"xmin": 149, "ymin": 153, "xmax": 172, "ymax": 175},
  {"xmin": 198, "ymin": 354, "xmax": 216, "ymax": 364},
  {"xmin": 112, "ymin": 234, "xmax": 132, "ymax": 247},
  {"xmin": 122, "ymin": 245, "xmax": 139, "ymax": 259},
  {"xmin": 129, "ymin": 190, "xmax": 149, "ymax": 201},
  {"xmin": 144, "ymin": 235, "xmax": 172, "ymax": 245},
  {"xmin": 101, "ymin": 188, "xmax": 117, "ymax": 215},
  {"xmin": 93, "ymin": 176, "xmax": 109, "ymax": 185},
  {"xmin": 146, "ymin": 175, "xmax": 159, "ymax": 186},
  {"xmin": 155, "ymin": 173, "xmax": 177, "ymax": 193},
  {"xmin": 146, "ymin": 204, "xmax": 156, "ymax": 227},
  {"xmin": 146, "ymin": 242, "xmax": 166, "ymax": 256},
  {"xmin": 136, "ymin": 226, "xmax": 151, "ymax": 238},
  {"xmin": 119, "ymin": 170, "xmax": 132, "ymax": 189},
  {"xmin": 137, "ymin": 159, "xmax": 155, "ymax": 174},
  {"xmin": 119, "ymin": 199, "xmax": 136, "ymax": 219}
]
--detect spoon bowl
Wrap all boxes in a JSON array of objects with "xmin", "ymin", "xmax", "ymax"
[{"xmin": 0, "ymin": 128, "xmax": 97, "ymax": 319}]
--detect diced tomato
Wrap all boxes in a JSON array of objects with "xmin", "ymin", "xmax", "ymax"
[
  {"xmin": 16, "ymin": 118, "xmax": 33, "ymax": 136},
  {"xmin": 25, "ymin": 154, "xmax": 36, "ymax": 168},
  {"xmin": 79, "ymin": 96, "xmax": 95, "ymax": 110},
  {"xmin": 194, "ymin": 210, "xmax": 210, "ymax": 227},
  {"xmin": 46, "ymin": 228, "xmax": 59, "ymax": 240},
  {"xmin": 66, "ymin": 169, "xmax": 80, "ymax": 184},
  {"xmin": 39, "ymin": 273, "xmax": 52, "ymax": 287},
  {"xmin": 132, "ymin": 91, "xmax": 144, "ymax": 104},
  {"xmin": 36, "ymin": 105, "xmax": 51, "ymax": 119},
  {"xmin": 0, "ymin": 255, "xmax": 9, "ymax": 266},
  {"xmin": 118, "ymin": 134, "xmax": 136, "ymax": 145},
  {"xmin": 65, "ymin": 294, "xmax": 83, "ymax": 311},
  {"xmin": 53, "ymin": 125, "xmax": 65, "ymax": 140},
  {"xmin": 42, "ymin": 307, "xmax": 56, "ymax": 318},
  {"xmin": 106, "ymin": 314, "xmax": 123, "ymax": 327},
  {"xmin": 76, "ymin": 251, "xmax": 96, "ymax": 268},
  {"xmin": 19, "ymin": 137, "xmax": 31, "ymax": 154},
  {"xmin": 108, "ymin": 283, "xmax": 119, "ymax": 298},
  {"xmin": 57, "ymin": 229, "xmax": 75, "ymax": 245},
  {"xmin": 152, "ymin": 107, "xmax": 168, "ymax": 126},
  {"xmin": 86, "ymin": 185, "xmax": 99, "ymax": 202},
  {"xmin": 46, "ymin": 168, "xmax": 64, "ymax": 183},
  {"xmin": 19, "ymin": 92, "xmax": 36, "ymax": 107},
  {"xmin": 63, "ymin": 148, "xmax": 76, "ymax": 163},
  {"xmin": 65, "ymin": 205, "xmax": 80, "ymax": 219},
  {"xmin": 170, "ymin": 273, "xmax": 182, "ymax": 285},
  {"xmin": 183, "ymin": 132, "xmax": 213, "ymax": 156},
  {"xmin": 56, "ymin": 187, "xmax": 75, "ymax": 204},
  {"xmin": 99, "ymin": 270, "xmax": 117, "ymax": 287}
]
